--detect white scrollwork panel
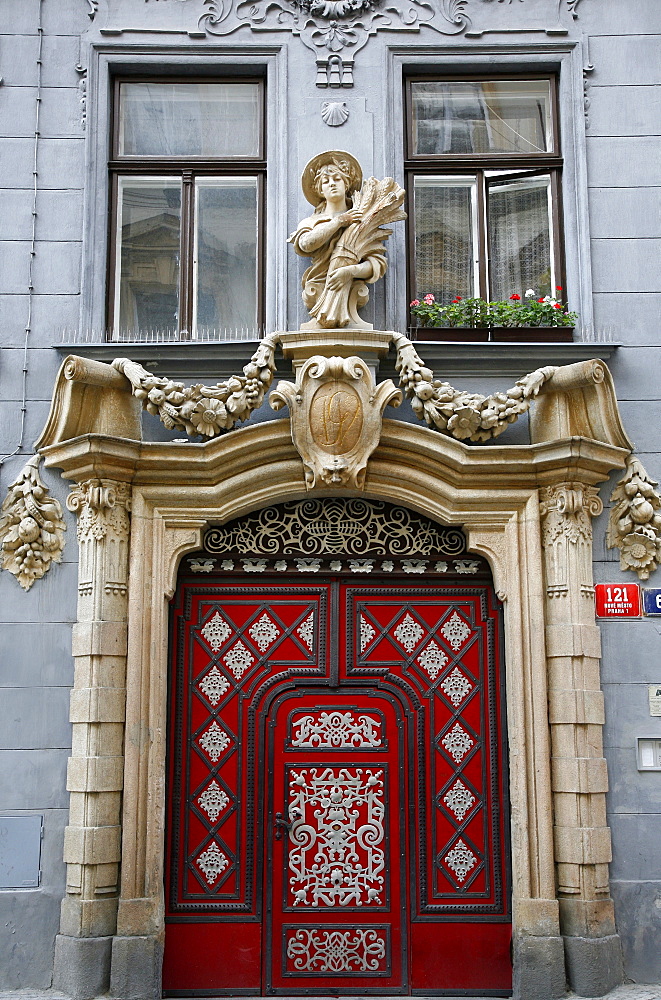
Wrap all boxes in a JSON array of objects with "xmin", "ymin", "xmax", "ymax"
[
  {"xmin": 290, "ymin": 711, "xmax": 382, "ymax": 749},
  {"xmin": 285, "ymin": 926, "xmax": 388, "ymax": 974},
  {"xmin": 287, "ymin": 767, "xmax": 385, "ymax": 907}
]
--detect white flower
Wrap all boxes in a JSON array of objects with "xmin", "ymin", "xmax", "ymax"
[{"xmin": 525, "ymin": 288, "xmax": 536, "ymax": 298}]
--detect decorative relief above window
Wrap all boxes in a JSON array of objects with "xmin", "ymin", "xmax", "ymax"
[{"xmin": 199, "ymin": 0, "xmax": 469, "ymax": 87}]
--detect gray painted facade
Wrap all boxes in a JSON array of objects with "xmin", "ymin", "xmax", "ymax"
[{"xmin": 0, "ymin": 0, "xmax": 659, "ymax": 992}]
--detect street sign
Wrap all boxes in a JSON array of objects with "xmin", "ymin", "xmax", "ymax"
[
  {"xmin": 642, "ymin": 588, "xmax": 661, "ymax": 616},
  {"xmin": 595, "ymin": 583, "xmax": 641, "ymax": 618}
]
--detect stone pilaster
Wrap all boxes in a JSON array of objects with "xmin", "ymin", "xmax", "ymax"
[
  {"xmin": 53, "ymin": 479, "xmax": 131, "ymax": 1000},
  {"xmin": 540, "ymin": 483, "xmax": 623, "ymax": 997}
]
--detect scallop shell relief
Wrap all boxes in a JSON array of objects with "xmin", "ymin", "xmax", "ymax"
[{"xmin": 321, "ymin": 101, "xmax": 349, "ymax": 127}]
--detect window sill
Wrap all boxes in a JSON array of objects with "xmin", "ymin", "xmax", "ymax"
[
  {"xmin": 410, "ymin": 326, "xmax": 574, "ymax": 343},
  {"xmin": 55, "ymin": 338, "xmax": 620, "ymax": 381}
]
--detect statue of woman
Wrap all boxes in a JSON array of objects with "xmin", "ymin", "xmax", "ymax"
[{"xmin": 289, "ymin": 151, "xmax": 406, "ymax": 330}]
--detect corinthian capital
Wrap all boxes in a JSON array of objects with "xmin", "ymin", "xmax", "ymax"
[
  {"xmin": 67, "ymin": 479, "xmax": 131, "ymax": 542},
  {"xmin": 539, "ymin": 483, "xmax": 603, "ymax": 547}
]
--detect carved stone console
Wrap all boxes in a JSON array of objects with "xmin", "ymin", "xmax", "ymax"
[
  {"xmin": 540, "ymin": 483, "xmax": 624, "ymax": 996},
  {"xmin": 53, "ymin": 478, "xmax": 132, "ymax": 999}
]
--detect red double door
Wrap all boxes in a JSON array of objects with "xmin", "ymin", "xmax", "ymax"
[{"xmin": 164, "ymin": 576, "xmax": 511, "ymax": 995}]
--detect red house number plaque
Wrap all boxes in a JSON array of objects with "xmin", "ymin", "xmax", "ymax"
[{"xmin": 595, "ymin": 583, "xmax": 641, "ymax": 618}]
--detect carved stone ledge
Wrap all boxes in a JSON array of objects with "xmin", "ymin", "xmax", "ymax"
[{"xmin": 0, "ymin": 455, "xmax": 66, "ymax": 590}]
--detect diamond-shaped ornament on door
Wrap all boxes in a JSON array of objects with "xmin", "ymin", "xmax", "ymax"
[
  {"xmin": 223, "ymin": 640, "xmax": 255, "ymax": 680},
  {"xmin": 197, "ymin": 665, "xmax": 230, "ymax": 706},
  {"xmin": 248, "ymin": 612, "xmax": 281, "ymax": 652},
  {"xmin": 440, "ymin": 611, "xmax": 471, "ymax": 651},
  {"xmin": 393, "ymin": 612, "xmax": 425, "ymax": 653},
  {"xmin": 200, "ymin": 611, "xmax": 233, "ymax": 652},
  {"xmin": 440, "ymin": 666, "xmax": 473, "ymax": 707}
]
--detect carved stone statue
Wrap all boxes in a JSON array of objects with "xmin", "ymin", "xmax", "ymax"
[{"xmin": 288, "ymin": 151, "xmax": 406, "ymax": 330}]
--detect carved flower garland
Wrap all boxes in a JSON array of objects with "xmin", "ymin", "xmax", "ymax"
[
  {"xmin": 0, "ymin": 455, "xmax": 66, "ymax": 590},
  {"xmin": 392, "ymin": 332, "xmax": 557, "ymax": 442},
  {"xmin": 607, "ymin": 457, "xmax": 661, "ymax": 579},
  {"xmin": 111, "ymin": 333, "xmax": 279, "ymax": 439}
]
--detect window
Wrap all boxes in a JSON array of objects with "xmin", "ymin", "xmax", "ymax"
[
  {"xmin": 406, "ymin": 77, "xmax": 563, "ymax": 305},
  {"xmin": 109, "ymin": 80, "xmax": 264, "ymax": 340}
]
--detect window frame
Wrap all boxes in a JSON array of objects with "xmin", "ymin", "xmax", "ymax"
[
  {"xmin": 404, "ymin": 72, "xmax": 566, "ymax": 310},
  {"xmin": 107, "ymin": 75, "xmax": 267, "ymax": 341}
]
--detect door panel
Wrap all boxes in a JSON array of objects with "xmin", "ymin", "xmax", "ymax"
[
  {"xmin": 164, "ymin": 574, "xmax": 510, "ymax": 996},
  {"xmin": 266, "ymin": 692, "xmax": 407, "ymax": 992}
]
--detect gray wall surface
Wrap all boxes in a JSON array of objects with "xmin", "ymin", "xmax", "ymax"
[{"xmin": 0, "ymin": 0, "xmax": 659, "ymax": 988}]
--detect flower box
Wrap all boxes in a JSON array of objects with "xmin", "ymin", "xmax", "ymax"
[{"xmin": 410, "ymin": 326, "xmax": 574, "ymax": 344}]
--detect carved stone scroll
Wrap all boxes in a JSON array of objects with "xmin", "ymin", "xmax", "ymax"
[
  {"xmin": 0, "ymin": 454, "xmax": 66, "ymax": 590},
  {"xmin": 270, "ymin": 355, "xmax": 401, "ymax": 488},
  {"xmin": 607, "ymin": 456, "xmax": 661, "ymax": 580}
]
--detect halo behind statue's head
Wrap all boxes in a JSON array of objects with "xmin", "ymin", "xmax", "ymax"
[{"xmin": 302, "ymin": 150, "xmax": 363, "ymax": 207}]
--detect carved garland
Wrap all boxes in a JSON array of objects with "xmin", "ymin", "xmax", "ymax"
[
  {"xmin": 607, "ymin": 457, "xmax": 661, "ymax": 580},
  {"xmin": 0, "ymin": 456, "xmax": 66, "ymax": 591},
  {"xmin": 111, "ymin": 332, "xmax": 279, "ymax": 439},
  {"xmin": 111, "ymin": 330, "xmax": 558, "ymax": 446}
]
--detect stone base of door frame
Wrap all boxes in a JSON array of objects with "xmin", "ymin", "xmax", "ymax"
[
  {"xmin": 564, "ymin": 933, "xmax": 624, "ymax": 998},
  {"xmin": 52, "ymin": 934, "xmax": 113, "ymax": 1000},
  {"xmin": 109, "ymin": 935, "xmax": 164, "ymax": 1000},
  {"xmin": 51, "ymin": 930, "xmax": 621, "ymax": 1000}
]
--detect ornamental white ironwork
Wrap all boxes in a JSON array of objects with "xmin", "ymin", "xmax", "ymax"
[
  {"xmin": 201, "ymin": 611, "xmax": 232, "ymax": 652},
  {"xmin": 441, "ymin": 723, "xmax": 474, "ymax": 763},
  {"xmin": 198, "ymin": 721, "xmax": 232, "ymax": 762},
  {"xmin": 223, "ymin": 640, "xmax": 254, "ymax": 679},
  {"xmin": 296, "ymin": 558, "xmax": 322, "ymax": 572},
  {"xmin": 197, "ymin": 666, "xmax": 230, "ymax": 706},
  {"xmin": 198, "ymin": 780, "xmax": 230, "ymax": 823},
  {"xmin": 248, "ymin": 612, "xmax": 281, "ymax": 652},
  {"xmin": 440, "ymin": 666, "xmax": 473, "ymax": 707},
  {"xmin": 204, "ymin": 498, "xmax": 466, "ymax": 558},
  {"xmin": 443, "ymin": 780, "xmax": 476, "ymax": 822},
  {"xmin": 348, "ymin": 558, "xmax": 374, "ymax": 573},
  {"xmin": 359, "ymin": 615, "xmax": 376, "ymax": 652},
  {"xmin": 291, "ymin": 711, "xmax": 382, "ymax": 749},
  {"xmin": 444, "ymin": 839, "xmax": 477, "ymax": 883},
  {"xmin": 416, "ymin": 640, "xmax": 448, "ymax": 680},
  {"xmin": 196, "ymin": 842, "xmax": 229, "ymax": 885},
  {"xmin": 393, "ymin": 612, "xmax": 424, "ymax": 653},
  {"xmin": 297, "ymin": 611, "xmax": 315, "ymax": 650},
  {"xmin": 286, "ymin": 927, "xmax": 387, "ymax": 974},
  {"xmin": 440, "ymin": 611, "xmax": 471, "ymax": 651},
  {"xmin": 287, "ymin": 767, "xmax": 385, "ymax": 907}
]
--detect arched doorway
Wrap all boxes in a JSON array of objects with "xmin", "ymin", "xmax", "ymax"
[{"xmin": 162, "ymin": 499, "xmax": 511, "ymax": 995}]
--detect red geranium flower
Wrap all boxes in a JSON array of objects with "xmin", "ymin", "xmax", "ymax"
[
  {"xmin": 510, "ymin": 294, "xmax": 521, "ymax": 300},
  {"xmin": 452, "ymin": 296, "xmax": 462, "ymax": 303},
  {"xmin": 553, "ymin": 303, "xmax": 563, "ymax": 310},
  {"xmin": 410, "ymin": 299, "xmax": 420, "ymax": 307},
  {"xmin": 538, "ymin": 298, "xmax": 545, "ymax": 303},
  {"xmin": 556, "ymin": 286, "xmax": 563, "ymax": 291}
]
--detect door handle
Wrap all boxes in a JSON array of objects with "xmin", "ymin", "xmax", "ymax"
[{"xmin": 274, "ymin": 808, "xmax": 301, "ymax": 840}]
